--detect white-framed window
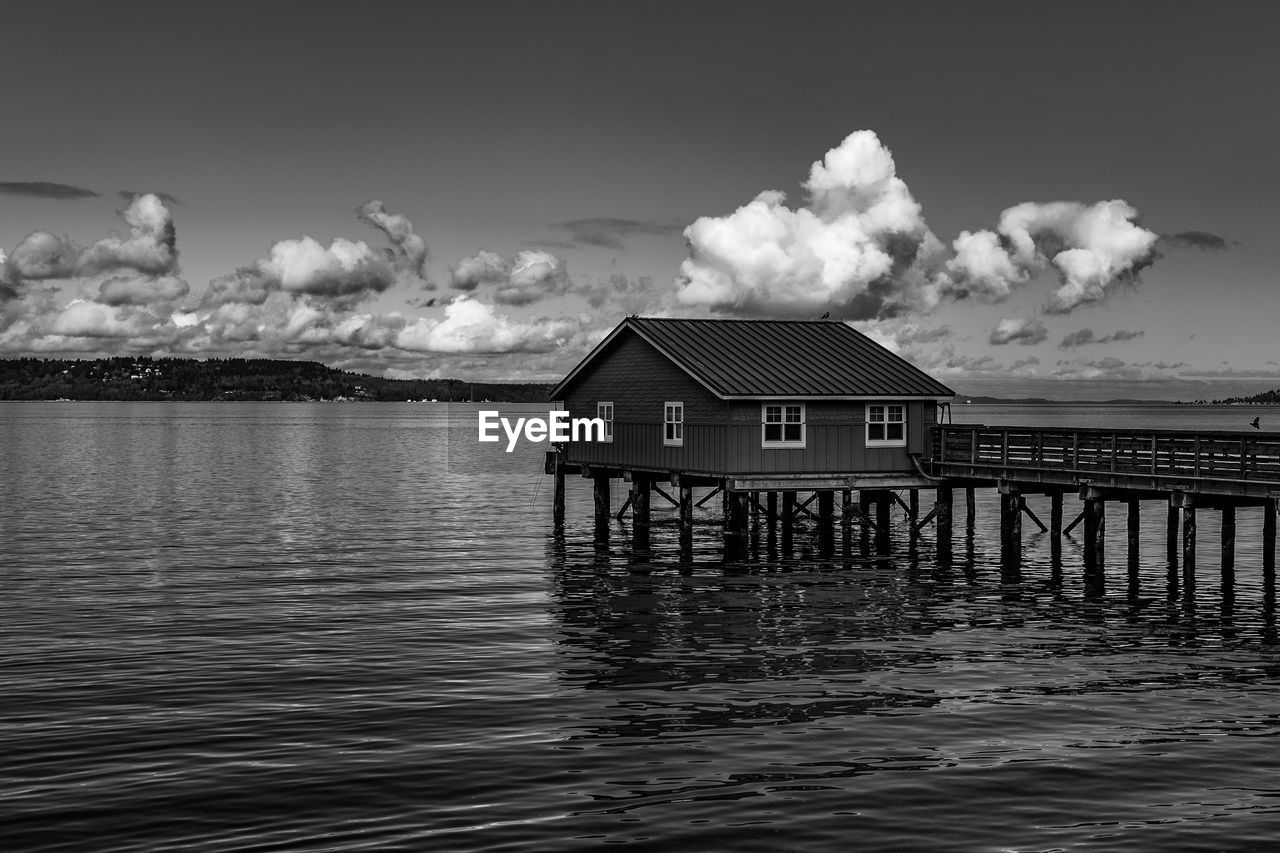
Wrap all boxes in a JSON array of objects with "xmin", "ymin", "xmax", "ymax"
[
  {"xmin": 664, "ymin": 402, "xmax": 683, "ymax": 446},
  {"xmin": 762, "ymin": 403, "xmax": 805, "ymax": 447},
  {"xmin": 866, "ymin": 403, "xmax": 906, "ymax": 446},
  {"xmin": 597, "ymin": 401, "xmax": 614, "ymax": 442}
]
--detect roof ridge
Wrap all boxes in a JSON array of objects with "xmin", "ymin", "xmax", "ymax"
[{"xmin": 630, "ymin": 316, "xmax": 845, "ymax": 325}]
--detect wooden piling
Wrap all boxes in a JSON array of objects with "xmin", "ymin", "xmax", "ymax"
[
  {"xmin": 1182, "ymin": 504, "xmax": 1196, "ymax": 591},
  {"xmin": 1050, "ymin": 492, "xmax": 1063, "ymax": 563},
  {"xmin": 725, "ymin": 490, "xmax": 749, "ymax": 557},
  {"xmin": 818, "ymin": 490, "xmax": 835, "ymax": 556},
  {"xmin": 1265, "ymin": 498, "xmax": 1277, "ymax": 577},
  {"xmin": 1000, "ymin": 492, "xmax": 1021, "ymax": 568},
  {"xmin": 782, "ymin": 490, "xmax": 796, "ymax": 554},
  {"xmin": 875, "ymin": 492, "xmax": 891, "ymax": 554},
  {"xmin": 1127, "ymin": 499, "xmax": 1140, "ymax": 579},
  {"xmin": 859, "ymin": 491, "xmax": 871, "ymax": 555},
  {"xmin": 1081, "ymin": 497, "xmax": 1105, "ymax": 595},
  {"xmin": 1221, "ymin": 504, "xmax": 1235, "ymax": 584},
  {"xmin": 678, "ymin": 484, "xmax": 693, "ymax": 538},
  {"xmin": 593, "ymin": 473, "xmax": 610, "ymax": 532},
  {"xmin": 841, "ymin": 489, "xmax": 853, "ymax": 556},
  {"xmin": 936, "ymin": 486, "xmax": 953, "ymax": 562},
  {"xmin": 1083, "ymin": 497, "xmax": 1105, "ymax": 572},
  {"xmin": 631, "ymin": 477, "xmax": 650, "ymax": 553},
  {"xmin": 1166, "ymin": 503, "xmax": 1179, "ymax": 567},
  {"xmin": 553, "ymin": 456, "xmax": 566, "ymax": 526},
  {"xmin": 966, "ymin": 487, "xmax": 975, "ymax": 527}
]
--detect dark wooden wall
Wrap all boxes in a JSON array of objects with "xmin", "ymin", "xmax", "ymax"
[{"xmin": 559, "ymin": 330, "xmax": 941, "ymax": 476}]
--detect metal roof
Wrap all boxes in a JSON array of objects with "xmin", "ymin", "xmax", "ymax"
[{"xmin": 551, "ymin": 317, "xmax": 955, "ymax": 400}]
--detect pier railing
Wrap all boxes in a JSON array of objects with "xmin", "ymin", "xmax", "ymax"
[{"xmin": 930, "ymin": 425, "xmax": 1280, "ymax": 497}]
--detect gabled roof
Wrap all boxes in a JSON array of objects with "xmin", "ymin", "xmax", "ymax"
[{"xmin": 550, "ymin": 317, "xmax": 955, "ymax": 400}]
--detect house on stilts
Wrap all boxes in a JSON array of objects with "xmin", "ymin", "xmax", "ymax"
[{"xmin": 546, "ymin": 316, "xmax": 955, "ymax": 554}]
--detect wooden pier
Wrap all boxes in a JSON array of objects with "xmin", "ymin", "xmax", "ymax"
[
  {"xmin": 543, "ymin": 317, "xmax": 1280, "ymax": 597},
  {"xmin": 930, "ymin": 424, "xmax": 1280, "ymax": 581},
  {"xmin": 548, "ymin": 423, "xmax": 1280, "ymax": 592}
]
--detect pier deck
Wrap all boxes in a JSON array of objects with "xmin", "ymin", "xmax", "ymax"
[{"xmin": 930, "ymin": 424, "xmax": 1280, "ymax": 499}]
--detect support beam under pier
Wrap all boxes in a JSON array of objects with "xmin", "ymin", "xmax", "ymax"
[
  {"xmin": 1082, "ymin": 493, "xmax": 1106, "ymax": 595},
  {"xmin": 1265, "ymin": 498, "xmax": 1277, "ymax": 577},
  {"xmin": 1222, "ymin": 505, "xmax": 1236, "ymax": 586},
  {"xmin": 631, "ymin": 477, "xmax": 650, "ymax": 554},
  {"xmin": 594, "ymin": 473, "xmax": 611, "ymax": 534},
  {"xmin": 841, "ymin": 489, "xmax": 853, "ymax": 556},
  {"xmin": 936, "ymin": 486, "xmax": 953, "ymax": 564},
  {"xmin": 553, "ymin": 455, "xmax": 566, "ymax": 527},
  {"xmin": 875, "ymin": 492, "xmax": 891, "ymax": 554},
  {"xmin": 818, "ymin": 490, "xmax": 835, "ymax": 556},
  {"xmin": 1000, "ymin": 490, "xmax": 1022, "ymax": 570},
  {"xmin": 1128, "ymin": 499, "xmax": 1140, "ymax": 583}
]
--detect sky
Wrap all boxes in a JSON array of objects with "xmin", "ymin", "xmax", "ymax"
[{"xmin": 1, "ymin": 0, "xmax": 1277, "ymax": 400}]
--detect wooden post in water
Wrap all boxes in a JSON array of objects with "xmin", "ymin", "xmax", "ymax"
[
  {"xmin": 593, "ymin": 473, "xmax": 611, "ymax": 534},
  {"xmin": 631, "ymin": 477, "xmax": 650, "ymax": 553},
  {"xmin": 678, "ymin": 484, "xmax": 693, "ymax": 538},
  {"xmin": 1166, "ymin": 502, "xmax": 1180, "ymax": 567},
  {"xmin": 875, "ymin": 492, "xmax": 891, "ymax": 554},
  {"xmin": 966, "ymin": 487, "xmax": 976, "ymax": 528},
  {"xmin": 1092, "ymin": 499, "xmax": 1106, "ymax": 578},
  {"xmin": 999, "ymin": 490, "xmax": 1020, "ymax": 568},
  {"xmin": 553, "ymin": 455, "xmax": 566, "ymax": 527},
  {"xmin": 1082, "ymin": 493, "xmax": 1105, "ymax": 590},
  {"xmin": 782, "ymin": 490, "xmax": 796, "ymax": 555},
  {"xmin": 1050, "ymin": 491, "xmax": 1063, "ymax": 563},
  {"xmin": 936, "ymin": 486, "xmax": 953, "ymax": 563},
  {"xmin": 817, "ymin": 490, "xmax": 835, "ymax": 556},
  {"xmin": 725, "ymin": 490, "xmax": 749, "ymax": 558},
  {"xmin": 1221, "ymin": 505, "xmax": 1235, "ymax": 586},
  {"xmin": 859, "ymin": 491, "xmax": 872, "ymax": 555},
  {"xmin": 841, "ymin": 489, "xmax": 853, "ymax": 556},
  {"xmin": 1127, "ymin": 499, "xmax": 1140, "ymax": 581},
  {"xmin": 1182, "ymin": 503, "xmax": 1197, "ymax": 593},
  {"xmin": 1265, "ymin": 498, "xmax": 1277, "ymax": 578},
  {"xmin": 1087, "ymin": 496, "xmax": 1106, "ymax": 596}
]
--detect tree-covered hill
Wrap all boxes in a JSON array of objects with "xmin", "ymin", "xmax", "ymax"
[
  {"xmin": 0, "ymin": 357, "xmax": 554, "ymax": 402},
  {"xmin": 1204, "ymin": 388, "xmax": 1280, "ymax": 405}
]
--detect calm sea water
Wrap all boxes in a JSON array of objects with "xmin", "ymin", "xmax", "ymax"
[{"xmin": 5, "ymin": 401, "xmax": 1280, "ymax": 851}]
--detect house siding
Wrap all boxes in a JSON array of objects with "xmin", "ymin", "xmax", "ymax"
[{"xmin": 557, "ymin": 330, "xmax": 940, "ymax": 477}]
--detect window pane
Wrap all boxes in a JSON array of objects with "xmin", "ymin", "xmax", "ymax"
[
  {"xmin": 675, "ymin": 423, "xmax": 682, "ymax": 439},
  {"xmin": 869, "ymin": 423, "xmax": 885, "ymax": 441},
  {"xmin": 887, "ymin": 423, "xmax": 904, "ymax": 441},
  {"xmin": 785, "ymin": 406, "xmax": 802, "ymax": 423},
  {"xmin": 764, "ymin": 423, "xmax": 781, "ymax": 441},
  {"xmin": 784, "ymin": 423, "xmax": 801, "ymax": 441},
  {"xmin": 765, "ymin": 405, "xmax": 781, "ymax": 423},
  {"xmin": 869, "ymin": 406, "xmax": 884, "ymax": 422},
  {"xmin": 888, "ymin": 405, "xmax": 903, "ymax": 421}
]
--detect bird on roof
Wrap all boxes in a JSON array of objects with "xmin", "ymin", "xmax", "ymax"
[
  {"xmin": 1251, "ymin": 416, "xmax": 1261, "ymax": 430},
  {"xmin": 820, "ymin": 311, "xmax": 830, "ymax": 319}
]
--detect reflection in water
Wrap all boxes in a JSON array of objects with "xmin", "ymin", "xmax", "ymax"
[{"xmin": 537, "ymin": 498, "xmax": 1280, "ymax": 849}]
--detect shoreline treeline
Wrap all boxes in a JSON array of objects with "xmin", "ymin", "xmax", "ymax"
[{"xmin": 0, "ymin": 357, "xmax": 553, "ymax": 402}]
